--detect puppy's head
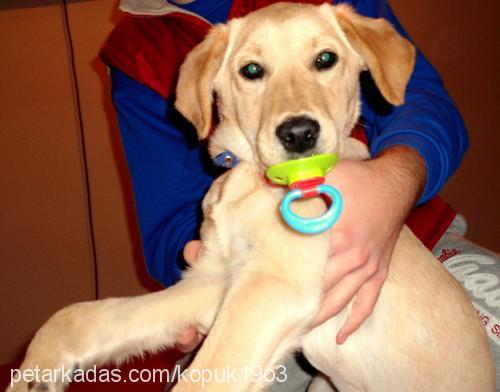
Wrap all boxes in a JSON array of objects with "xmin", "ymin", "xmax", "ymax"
[{"xmin": 175, "ymin": 3, "xmax": 415, "ymax": 169}]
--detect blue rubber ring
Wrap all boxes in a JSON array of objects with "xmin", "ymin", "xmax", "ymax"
[{"xmin": 280, "ymin": 184, "xmax": 343, "ymax": 234}]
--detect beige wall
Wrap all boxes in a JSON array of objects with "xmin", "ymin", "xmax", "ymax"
[
  {"xmin": 0, "ymin": 1, "xmax": 158, "ymax": 363},
  {"xmin": 0, "ymin": 0, "xmax": 498, "ymax": 363},
  {"xmin": 0, "ymin": 3, "xmax": 96, "ymax": 363},
  {"xmin": 65, "ymin": 0, "xmax": 163, "ymax": 297}
]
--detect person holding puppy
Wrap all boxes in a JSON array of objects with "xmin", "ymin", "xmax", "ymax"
[{"xmin": 102, "ymin": 0, "xmax": 499, "ymax": 389}]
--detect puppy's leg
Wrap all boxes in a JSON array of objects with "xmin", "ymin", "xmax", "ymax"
[
  {"xmin": 341, "ymin": 137, "xmax": 370, "ymax": 160},
  {"xmin": 8, "ymin": 270, "xmax": 225, "ymax": 392},
  {"xmin": 307, "ymin": 374, "xmax": 336, "ymax": 392},
  {"xmin": 174, "ymin": 269, "xmax": 320, "ymax": 392}
]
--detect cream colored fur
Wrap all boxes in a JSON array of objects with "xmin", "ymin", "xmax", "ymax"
[{"xmin": 8, "ymin": 3, "xmax": 495, "ymax": 392}]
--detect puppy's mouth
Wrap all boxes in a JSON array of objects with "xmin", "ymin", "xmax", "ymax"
[
  {"xmin": 257, "ymin": 151, "xmax": 328, "ymax": 181},
  {"xmin": 257, "ymin": 146, "xmax": 330, "ymax": 173},
  {"xmin": 285, "ymin": 149, "xmax": 322, "ymax": 161}
]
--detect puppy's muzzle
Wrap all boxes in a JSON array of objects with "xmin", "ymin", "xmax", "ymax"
[{"xmin": 276, "ymin": 116, "xmax": 320, "ymax": 154}]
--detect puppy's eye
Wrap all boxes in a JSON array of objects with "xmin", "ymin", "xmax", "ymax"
[
  {"xmin": 240, "ymin": 63, "xmax": 265, "ymax": 80},
  {"xmin": 314, "ymin": 51, "xmax": 338, "ymax": 70}
]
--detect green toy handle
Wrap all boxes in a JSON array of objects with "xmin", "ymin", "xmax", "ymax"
[{"xmin": 266, "ymin": 153, "xmax": 339, "ymax": 186}]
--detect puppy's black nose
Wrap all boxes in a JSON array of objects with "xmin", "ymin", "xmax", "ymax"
[{"xmin": 276, "ymin": 116, "xmax": 320, "ymax": 153}]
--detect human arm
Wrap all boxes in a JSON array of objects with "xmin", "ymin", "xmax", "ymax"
[
  {"xmin": 315, "ymin": 146, "xmax": 425, "ymax": 343},
  {"xmin": 110, "ymin": 67, "xmax": 216, "ymax": 287},
  {"xmin": 314, "ymin": 0, "xmax": 468, "ymax": 342},
  {"xmin": 356, "ymin": 0, "xmax": 468, "ymax": 203}
]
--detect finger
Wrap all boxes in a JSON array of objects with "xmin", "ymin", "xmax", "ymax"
[
  {"xmin": 313, "ymin": 271, "xmax": 365, "ymax": 327},
  {"xmin": 313, "ymin": 259, "xmax": 376, "ymax": 327},
  {"xmin": 175, "ymin": 327, "xmax": 204, "ymax": 353},
  {"xmin": 323, "ymin": 251, "xmax": 366, "ymax": 292},
  {"xmin": 183, "ymin": 240, "xmax": 203, "ymax": 265},
  {"xmin": 336, "ymin": 271, "xmax": 386, "ymax": 344}
]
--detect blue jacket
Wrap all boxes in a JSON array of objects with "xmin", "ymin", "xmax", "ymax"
[{"xmin": 106, "ymin": 0, "xmax": 468, "ymax": 286}]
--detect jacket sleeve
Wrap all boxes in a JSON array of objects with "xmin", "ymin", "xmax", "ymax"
[
  {"xmin": 350, "ymin": 0, "xmax": 469, "ymax": 203},
  {"xmin": 111, "ymin": 67, "xmax": 216, "ymax": 287}
]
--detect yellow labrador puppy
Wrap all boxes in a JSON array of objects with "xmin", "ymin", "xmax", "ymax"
[{"xmin": 9, "ymin": 3, "xmax": 495, "ymax": 392}]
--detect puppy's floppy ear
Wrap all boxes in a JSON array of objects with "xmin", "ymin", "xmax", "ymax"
[
  {"xmin": 175, "ymin": 25, "xmax": 228, "ymax": 139},
  {"xmin": 334, "ymin": 5, "xmax": 416, "ymax": 106}
]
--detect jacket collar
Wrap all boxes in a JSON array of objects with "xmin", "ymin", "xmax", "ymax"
[{"xmin": 119, "ymin": 0, "xmax": 209, "ymax": 23}]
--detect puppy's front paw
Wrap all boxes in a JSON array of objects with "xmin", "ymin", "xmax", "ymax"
[
  {"xmin": 7, "ymin": 344, "xmax": 81, "ymax": 392},
  {"xmin": 7, "ymin": 303, "xmax": 94, "ymax": 392},
  {"xmin": 6, "ymin": 361, "xmax": 80, "ymax": 392}
]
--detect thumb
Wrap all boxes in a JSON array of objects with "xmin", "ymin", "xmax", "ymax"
[{"xmin": 183, "ymin": 240, "xmax": 203, "ymax": 265}]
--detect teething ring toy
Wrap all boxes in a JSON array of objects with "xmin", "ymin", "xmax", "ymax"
[
  {"xmin": 266, "ymin": 154, "xmax": 343, "ymax": 234},
  {"xmin": 280, "ymin": 185, "xmax": 343, "ymax": 234}
]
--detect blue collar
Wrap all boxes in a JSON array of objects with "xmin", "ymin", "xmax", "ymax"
[{"xmin": 213, "ymin": 150, "xmax": 240, "ymax": 168}]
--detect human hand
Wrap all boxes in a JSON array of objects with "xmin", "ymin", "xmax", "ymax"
[
  {"xmin": 175, "ymin": 240, "xmax": 205, "ymax": 353},
  {"xmin": 313, "ymin": 146, "xmax": 425, "ymax": 344}
]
